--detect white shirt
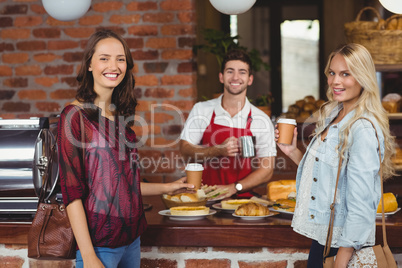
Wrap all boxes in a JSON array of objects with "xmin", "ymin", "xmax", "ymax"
[{"xmin": 180, "ymin": 95, "xmax": 277, "ymax": 158}]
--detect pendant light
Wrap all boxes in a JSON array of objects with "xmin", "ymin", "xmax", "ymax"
[
  {"xmin": 209, "ymin": 0, "xmax": 256, "ymax": 15},
  {"xmin": 379, "ymin": 0, "xmax": 402, "ymax": 14},
  {"xmin": 42, "ymin": 0, "xmax": 91, "ymax": 21}
]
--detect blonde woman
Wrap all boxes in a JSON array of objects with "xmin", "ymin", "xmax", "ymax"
[{"xmin": 276, "ymin": 43, "xmax": 395, "ymax": 267}]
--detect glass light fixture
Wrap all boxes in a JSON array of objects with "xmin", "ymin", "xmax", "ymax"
[
  {"xmin": 209, "ymin": 0, "xmax": 256, "ymax": 15},
  {"xmin": 42, "ymin": 0, "xmax": 91, "ymax": 21},
  {"xmin": 379, "ymin": 0, "xmax": 402, "ymax": 14}
]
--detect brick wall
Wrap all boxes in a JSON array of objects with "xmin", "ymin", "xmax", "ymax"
[{"xmin": 0, "ymin": 0, "xmax": 196, "ymax": 183}]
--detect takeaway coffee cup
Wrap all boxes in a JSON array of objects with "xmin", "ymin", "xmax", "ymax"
[
  {"xmin": 277, "ymin": 118, "xmax": 297, "ymax": 145},
  {"xmin": 185, "ymin": 163, "xmax": 204, "ymax": 189},
  {"xmin": 239, "ymin": 136, "xmax": 255, "ymax": 158}
]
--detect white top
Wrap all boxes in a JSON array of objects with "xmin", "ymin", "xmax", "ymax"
[{"xmin": 180, "ymin": 95, "xmax": 277, "ymax": 158}]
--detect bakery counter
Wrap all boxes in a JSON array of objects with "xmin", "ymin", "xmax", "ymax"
[{"xmin": 1, "ymin": 195, "xmax": 402, "ymax": 249}]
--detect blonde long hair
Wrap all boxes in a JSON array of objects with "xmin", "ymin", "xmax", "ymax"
[{"xmin": 315, "ymin": 43, "xmax": 396, "ymax": 179}]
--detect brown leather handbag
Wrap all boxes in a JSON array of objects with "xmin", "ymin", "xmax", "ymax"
[
  {"xmin": 323, "ymin": 118, "xmax": 397, "ymax": 268},
  {"xmin": 28, "ymin": 111, "xmax": 85, "ymax": 259}
]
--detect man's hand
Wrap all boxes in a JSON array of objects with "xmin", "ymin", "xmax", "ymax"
[{"xmin": 218, "ymin": 136, "xmax": 239, "ymax": 157}]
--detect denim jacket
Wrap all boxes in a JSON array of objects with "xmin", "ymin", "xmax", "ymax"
[{"xmin": 295, "ymin": 105, "xmax": 384, "ymax": 249}]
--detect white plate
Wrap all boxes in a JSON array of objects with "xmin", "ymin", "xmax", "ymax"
[
  {"xmin": 232, "ymin": 213, "xmax": 277, "ymax": 220},
  {"xmin": 269, "ymin": 207, "xmax": 294, "ymax": 215},
  {"xmin": 211, "ymin": 203, "xmax": 235, "ymax": 213},
  {"xmin": 376, "ymin": 207, "xmax": 400, "ymax": 217},
  {"xmin": 158, "ymin": 209, "xmax": 217, "ymax": 221}
]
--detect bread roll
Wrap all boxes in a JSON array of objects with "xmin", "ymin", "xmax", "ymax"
[
  {"xmin": 382, "ymin": 93, "xmax": 401, "ymax": 113},
  {"xmin": 304, "ymin": 95, "xmax": 316, "ymax": 103},
  {"xmin": 170, "ymin": 206, "xmax": 210, "ymax": 216},
  {"xmin": 267, "ymin": 180, "xmax": 296, "ymax": 201},
  {"xmin": 180, "ymin": 193, "xmax": 199, "ymax": 202},
  {"xmin": 377, "ymin": 193, "xmax": 398, "ymax": 213},
  {"xmin": 235, "ymin": 202, "xmax": 270, "ymax": 216},
  {"xmin": 221, "ymin": 199, "xmax": 251, "ymax": 210}
]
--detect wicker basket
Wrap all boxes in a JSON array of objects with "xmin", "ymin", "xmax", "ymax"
[
  {"xmin": 161, "ymin": 196, "xmax": 207, "ymax": 208},
  {"xmin": 344, "ymin": 8, "xmax": 402, "ymax": 64}
]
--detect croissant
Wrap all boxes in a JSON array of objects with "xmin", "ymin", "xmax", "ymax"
[{"xmin": 235, "ymin": 202, "xmax": 270, "ymax": 216}]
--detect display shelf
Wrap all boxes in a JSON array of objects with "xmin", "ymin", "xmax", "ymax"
[
  {"xmin": 375, "ymin": 64, "xmax": 402, "ymax": 72},
  {"xmin": 388, "ymin": 113, "xmax": 402, "ymax": 120}
]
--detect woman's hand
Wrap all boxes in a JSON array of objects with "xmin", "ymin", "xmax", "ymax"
[
  {"xmin": 165, "ymin": 177, "xmax": 196, "ymax": 195},
  {"xmin": 275, "ymin": 124, "xmax": 298, "ymax": 156},
  {"xmin": 83, "ymin": 253, "xmax": 105, "ymax": 268}
]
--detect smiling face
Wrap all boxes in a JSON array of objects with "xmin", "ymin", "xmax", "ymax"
[
  {"xmin": 327, "ymin": 54, "xmax": 362, "ymax": 107},
  {"xmin": 219, "ymin": 60, "xmax": 253, "ymax": 96},
  {"xmin": 89, "ymin": 37, "xmax": 127, "ymax": 97}
]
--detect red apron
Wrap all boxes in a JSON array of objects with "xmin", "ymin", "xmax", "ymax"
[{"xmin": 201, "ymin": 110, "xmax": 253, "ymax": 197}]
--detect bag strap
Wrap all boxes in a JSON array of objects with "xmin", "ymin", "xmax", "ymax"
[{"xmin": 323, "ymin": 117, "xmax": 387, "ymax": 260}]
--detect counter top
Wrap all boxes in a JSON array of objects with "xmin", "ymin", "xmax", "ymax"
[{"xmin": 1, "ymin": 196, "xmax": 402, "ymax": 248}]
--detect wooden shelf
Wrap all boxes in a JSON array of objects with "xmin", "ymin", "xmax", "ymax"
[
  {"xmin": 375, "ymin": 64, "xmax": 402, "ymax": 72},
  {"xmin": 388, "ymin": 113, "xmax": 402, "ymax": 120}
]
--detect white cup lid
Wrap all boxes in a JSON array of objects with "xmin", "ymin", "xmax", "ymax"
[
  {"xmin": 185, "ymin": 163, "xmax": 204, "ymax": 171},
  {"xmin": 277, "ymin": 118, "xmax": 297, "ymax": 125}
]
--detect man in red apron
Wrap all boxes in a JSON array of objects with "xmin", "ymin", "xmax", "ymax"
[{"xmin": 180, "ymin": 50, "xmax": 276, "ymax": 198}]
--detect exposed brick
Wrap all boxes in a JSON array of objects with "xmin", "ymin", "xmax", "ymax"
[
  {"xmin": 2, "ymin": 52, "xmax": 29, "ymax": 64},
  {"xmin": 178, "ymin": 62, "xmax": 196, "ymax": 73},
  {"xmin": 36, "ymin": 101, "xmax": 61, "ymax": 112},
  {"xmin": 163, "ymin": 124, "xmax": 182, "ymax": 135},
  {"xmin": 178, "ymin": 88, "xmax": 194, "ymax": 98},
  {"xmin": 136, "ymin": 100, "xmax": 158, "ymax": 112},
  {"xmin": 0, "ymin": 113, "xmax": 16, "ymax": 119},
  {"xmin": 144, "ymin": 62, "xmax": 168, "ymax": 73},
  {"xmin": 0, "ymin": 42, "xmax": 14, "ymax": 52},
  {"xmin": 61, "ymin": 77, "xmax": 78, "ymax": 87},
  {"xmin": 178, "ymin": 37, "xmax": 196, "ymax": 48},
  {"xmin": 4, "ymin": 244, "xmax": 27, "ymax": 250},
  {"xmin": 30, "ymin": 3, "xmax": 46, "ymax": 15},
  {"xmin": 144, "ymin": 112, "xmax": 174, "ymax": 123},
  {"xmin": 14, "ymin": 16, "xmax": 42, "ymax": 27},
  {"xmin": 92, "ymin": 1, "xmax": 123, "ymax": 12},
  {"xmin": 126, "ymin": 38, "xmax": 143, "ymax": 49},
  {"xmin": 44, "ymin": 64, "xmax": 74, "ymax": 75},
  {"xmin": 212, "ymin": 247, "xmax": 263, "ymax": 253},
  {"xmin": 95, "ymin": 26, "xmax": 126, "ymax": 36},
  {"xmin": 79, "ymin": 15, "xmax": 103, "ymax": 26},
  {"xmin": 47, "ymin": 40, "xmax": 79, "ymax": 50},
  {"xmin": 128, "ymin": 25, "xmax": 158, "ymax": 36},
  {"xmin": 144, "ymin": 87, "xmax": 174, "ymax": 98},
  {"xmin": 132, "ymin": 50, "xmax": 159, "ymax": 60},
  {"xmin": 35, "ymin": 77, "xmax": 59, "ymax": 87},
  {"xmin": 0, "ymin": 65, "xmax": 13, "ymax": 76},
  {"xmin": 15, "ymin": 65, "xmax": 41, "ymax": 76},
  {"xmin": 126, "ymin": 2, "xmax": 158, "ymax": 11},
  {"xmin": 28, "ymin": 259, "xmax": 75, "ymax": 268},
  {"xmin": 16, "ymin": 41, "xmax": 46, "ymax": 51},
  {"xmin": 145, "ymin": 136, "xmax": 178, "ymax": 149},
  {"xmin": 0, "ymin": 90, "xmax": 15, "ymax": 100},
  {"xmin": 109, "ymin": 14, "xmax": 141, "ymax": 24},
  {"xmin": 177, "ymin": 11, "xmax": 196, "ymax": 23},
  {"xmin": 32, "ymin": 28, "xmax": 61, "ymax": 38},
  {"xmin": 146, "ymin": 38, "xmax": 176, "ymax": 49},
  {"xmin": 161, "ymin": 74, "xmax": 194, "ymax": 85},
  {"xmin": 33, "ymin": 53, "xmax": 61, "ymax": 62},
  {"xmin": 0, "ymin": 4, "xmax": 28, "ymax": 15},
  {"xmin": 64, "ymin": 28, "xmax": 95, "ymax": 38},
  {"xmin": 162, "ymin": 49, "xmax": 193, "ymax": 60},
  {"xmin": 140, "ymin": 258, "xmax": 177, "ymax": 268},
  {"xmin": 161, "ymin": 25, "xmax": 194, "ymax": 35},
  {"xmin": 63, "ymin": 52, "xmax": 84, "ymax": 62},
  {"xmin": 0, "ymin": 17, "xmax": 13, "ymax": 27},
  {"xmin": 134, "ymin": 87, "xmax": 142, "ymax": 98},
  {"xmin": 1, "ymin": 28, "xmax": 30, "ymax": 39},
  {"xmin": 162, "ymin": 100, "xmax": 194, "ymax": 111},
  {"xmin": 268, "ymin": 248, "xmax": 310, "ymax": 254},
  {"xmin": 18, "ymin": 89, "xmax": 46, "ymax": 100},
  {"xmin": 46, "ymin": 17, "xmax": 75, "ymax": 26},
  {"xmin": 143, "ymin": 13, "xmax": 174, "ymax": 23},
  {"xmin": 3, "ymin": 77, "xmax": 28, "ymax": 88},
  {"xmin": 238, "ymin": 261, "xmax": 287, "ymax": 268},
  {"xmin": 185, "ymin": 259, "xmax": 231, "ymax": 268},
  {"xmin": 50, "ymin": 89, "xmax": 76, "ymax": 99},
  {"xmin": 0, "ymin": 256, "xmax": 24, "ymax": 268},
  {"xmin": 2, "ymin": 101, "xmax": 30, "ymax": 112},
  {"xmin": 135, "ymin": 75, "xmax": 158, "ymax": 86},
  {"xmin": 294, "ymin": 260, "xmax": 308, "ymax": 268}
]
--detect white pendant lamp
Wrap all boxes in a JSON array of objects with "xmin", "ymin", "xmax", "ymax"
[
  {"xmin": 42, "ymin": 0, "xmax": 91, "ymax": 21},
  {"xmin": 209, "ymin": 0, "xmax": 256, "ymax": 15},
  {"xmin": 379, "ymin": 0, "xmax": 402, "ymax": 14}
]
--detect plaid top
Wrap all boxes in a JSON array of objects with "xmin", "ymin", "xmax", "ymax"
[{"xmin": 58, "ymin": 105, "xmax": 147, "ymax": 248}]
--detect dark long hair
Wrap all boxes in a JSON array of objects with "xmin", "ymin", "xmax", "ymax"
[{"xmin": 76, "ymin": 29, "xmax": 137, "ymax": 126}]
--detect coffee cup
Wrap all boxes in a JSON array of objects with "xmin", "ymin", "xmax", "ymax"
[
  {"xmin": 239, "ymin": 136, "xmax": 255, "ymax": 158},
  {"xmin": 185, "ymin": 163, "xmax": 204, "ymax": 189},
  {"xmin": 277, "ymin": 118, "xmax": 297, "ymax": 145}
]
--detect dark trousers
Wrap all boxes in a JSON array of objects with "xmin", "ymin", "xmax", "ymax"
[{"xmin": 307, "ymin": 240, "xmax": 338, "ymax": 268}]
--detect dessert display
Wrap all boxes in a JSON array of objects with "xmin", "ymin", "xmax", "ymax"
[
  {"xmin": 267, "ymin": 180, "xmax": 296, "ymax": 201},
  {"xmin": 234, "ymin": 202, "xmax": 271, "ymax": 216},
  {"xmin": 392, "ymin": 148, "xmax": 402, "ymax": 166},
  {"xmin": 221, "ymin": 199, "xmax": 252, "ymax": 210},
  {"xmin": 382, "ymin": 93, "xmax": 401, "ymax": 113},
  {"xmin": 272, "ymin": 198, "xmax": 296, "ymax": 213},
  {"xmin": 377, "ymin": 192, "xmax": 398, "ymax": 213},
  {"xmin": 169, "ymin": 206, "xmax": 210, "ymax": 216},
  {"xmin": 280, "ymin": 95, "xmax": 326, "ymax": 122}
]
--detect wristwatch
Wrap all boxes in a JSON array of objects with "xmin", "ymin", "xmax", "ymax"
[{"xmin": 235, "ymin": 183, "xmax": 243, "ymax": 192}]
